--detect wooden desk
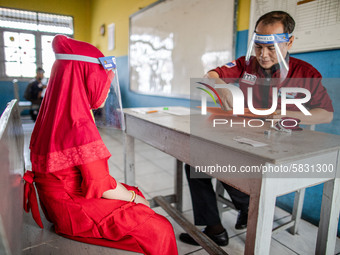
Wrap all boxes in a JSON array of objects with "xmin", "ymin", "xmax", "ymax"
[{"xmin": 123, "ymin": 107, "xmax": 340, "ymax": 255}]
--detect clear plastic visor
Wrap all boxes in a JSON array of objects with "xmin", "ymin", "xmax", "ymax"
[
  {"xmin": 245, "ymin": 33, "xmax": 291, "ymax": 82},
  {"xmin": 54, "ymin": 53, "xmax": 125, "ymax": 130},
  {"xmin": 94, "ymin": 67, "xmax": 125, "ymax": 131}
]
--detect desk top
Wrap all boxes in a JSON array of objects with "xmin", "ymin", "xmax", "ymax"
[
  {"xmin": 124, "ymin": 107, "xmax": 190, "ymax": 134},
  {"xmin": 124, "ymin": 107, "xmax": 340, "ymax": 164}
]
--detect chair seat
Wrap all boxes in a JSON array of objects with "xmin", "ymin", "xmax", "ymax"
[
  {"xmin": 18, "ymin": 101, "xmax": 32, "ymax": 107},
  {"xmin": 18, "ymin": 101, "xmax": 32, "ymax": 113}
]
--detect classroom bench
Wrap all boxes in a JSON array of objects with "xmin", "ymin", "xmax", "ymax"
[{"xmin": 0, "ymin": 100, "xmax": 25, "ymax": 255}]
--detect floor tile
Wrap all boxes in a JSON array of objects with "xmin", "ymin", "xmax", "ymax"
[
  {"xmin": 135, "ymin": 160, "xmax": 166, "ymax": 177},
  {"xmin": 107, "ymin": 160, "xmax": 124, "ymax": 180},
  {"xmin": 23, "ymin": 235, "xmax": 141, "ymax": 255},
  {"xmin": 272, "ymin": 217, "xmax": 340, "ymax": 254},
  {"xmin": 135, "ymin": 171, "xmax": 174, "ymax": 194},
  {"xmin": 138, "ymin": 148, "xmax": 171, "ymax": 160},
  {"xmin": 148, "ymin": 184, "xmax": 194, "ymax": 214}
]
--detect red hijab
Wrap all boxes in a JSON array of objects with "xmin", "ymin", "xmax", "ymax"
[{"xmin": 30, "ymin": 35, "xmax": 112, "ymax": 173}]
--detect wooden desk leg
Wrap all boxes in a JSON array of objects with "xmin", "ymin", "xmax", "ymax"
[
  {"xmin": 175, "ymin": 160, "xmax": 183, "ymax": 212},
  {"xmin": 245, "ymin": 179, "xmax": 276, "ymax": 255},
  {"xmin": 216, "ymin": 180, "xmax": 226, "ymax": 219},
  {"xmin": 124, "ymin": 133, "xmax": 135, "ymax": 186},
  {"xmin": 316, "ymin": 178, "xmax": 340, "ymax": 255},
  {"xmin": 289, "ymin": 188, "xmax": 305, "ymax": 235}
]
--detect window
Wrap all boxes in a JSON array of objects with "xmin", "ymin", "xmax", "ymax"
[
  {"xmin": 4, "ymin": 31, "xmax": 36, "ymax": 77},
  {"xmin": 0, "ymin": 7, "xmax": 74, "ymax": 79},
  {"xmin": 41, "ymin": 35, "xmax": 55, "ymax": 78}
]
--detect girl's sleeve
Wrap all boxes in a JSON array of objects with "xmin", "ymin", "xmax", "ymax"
[{"xmin": 78, "ymin": 158, "xmax": 117, "ymax": 199}]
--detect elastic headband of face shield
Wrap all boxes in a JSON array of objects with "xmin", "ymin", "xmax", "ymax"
[
  {"xmin": 245, "ymin": 32, "xmax": 291, "ymax": 83},
  {"xmin": 55, "ymin": 54, "xmax": 125, "ymax": 131},
  {"xmin": 55, "ymin": 54, "xmax": 116, "ymax": 67},
  {"xmin": 254, "ymin": 33, "xmax": 291, "ymax": 44}
]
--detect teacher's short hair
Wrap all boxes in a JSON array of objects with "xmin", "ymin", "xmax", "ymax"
[{"xmin": 255, "ymin": 11, "xmax": 295, "ymax": 34}]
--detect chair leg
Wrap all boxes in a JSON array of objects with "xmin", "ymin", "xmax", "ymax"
[{"xmin": 289, "ymin": 188, "xmax": 305, "ymax": 234}]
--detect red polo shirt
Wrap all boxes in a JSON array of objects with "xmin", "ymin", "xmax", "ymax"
[{"xmin": 212, "ymin": 56, "xmax": 334, "ymax": 112}]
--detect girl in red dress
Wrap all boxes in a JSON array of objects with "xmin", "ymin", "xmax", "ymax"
[{"xmin": 24, "ymin": 35, "xmax": 178, "ymax": 255}]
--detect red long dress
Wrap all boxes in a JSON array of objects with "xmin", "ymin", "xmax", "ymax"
[{"xmin": 24, "ymin": 35, "xmax": 178, "ymax": 255}]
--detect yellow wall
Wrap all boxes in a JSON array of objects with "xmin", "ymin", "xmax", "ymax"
[
  {"xmin": 237, "ymin": 0, "xmax": 250, "ymax": 31},
  {"xmin": 90, "ymin": 0, "xmax": 251, "ymax": 57},
  {"xmin": 1, "ymin": 0, "xmax": 251, "ymax": 56},
  {"xmin": 0, "ymin": 0, "xmax": 92, "ymax": 42},
  {"xmin": 90, "ymin": 0, "xmax": 158, "ymax": 57}
]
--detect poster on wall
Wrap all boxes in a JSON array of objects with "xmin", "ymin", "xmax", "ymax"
[{"xmin": 249, "ymin": 0, "xmax": 340, "ymax": 53}]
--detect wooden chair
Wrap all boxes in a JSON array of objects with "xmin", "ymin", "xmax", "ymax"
[
  {"xmin": 12, "ymin": 79, "xmax": 32, "ymax": 114},
  {"xmin": 0, "ymin": 99, "xmax": 25, "ymax": 255}
]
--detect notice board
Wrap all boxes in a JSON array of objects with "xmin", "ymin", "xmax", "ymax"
[{"xmin": 249, "ymin": 0, "xmax": 340, "ymax": 53}]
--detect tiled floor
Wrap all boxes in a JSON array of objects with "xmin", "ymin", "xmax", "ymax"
[{"xmin": 22, "ymin": 122, "xmax": 340, "ymax": 255}]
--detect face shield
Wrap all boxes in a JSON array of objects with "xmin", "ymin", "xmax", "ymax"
[
  {"xmin": 54, "ymin": 54, "xmax": 125, "ymax": 130},
  {"xmin": 245, "ymin": 32, "xmax": 291, "ymax": 84},
  {"xmin": 95, "ymin": 56, "xmax": 125, "ymax": 130}
]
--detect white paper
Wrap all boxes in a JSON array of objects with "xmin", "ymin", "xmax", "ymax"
[
  {"xmin": 233, "ymin": 136, "xmax": 267, "ymax": 147},
  {"xmin": 108, "ymin": 23, "xmax": 115, "ymax": 51},
  {"xmin": 162, "ymin": 107, "xmax": 191, "ymax": 116},
  {"xmin": 130, "ymin": 107, "xmax": 159, "ymax": 114}
]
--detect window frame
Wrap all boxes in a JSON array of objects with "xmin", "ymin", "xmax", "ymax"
[{"xmin": 0, "ymin": 7, "xmax": 74, "ymax": 81}]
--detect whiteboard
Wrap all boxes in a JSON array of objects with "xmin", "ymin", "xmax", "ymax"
[
  {"xmin": 249, "ymin": 0, "xmax": 340, "ymax": 53},
  {"xmin": 129, "ymin": 0, "xmax": 236, "ymax": 98}
]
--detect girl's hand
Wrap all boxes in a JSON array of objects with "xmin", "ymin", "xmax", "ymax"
[{"xmin": 134, "ymin": 195, "xmax": 150, "ymax": 207}]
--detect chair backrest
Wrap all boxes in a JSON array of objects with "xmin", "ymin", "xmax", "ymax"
[
  {"xmin": 0, "ymin": 99, "xmax": 24, "ymax": 255},
  {"xmin": 12, "ymin": 79, "xmax": 20, "ymax": 101},
  {"xmin": 12, "ymin": 80, "xmax": 32, "ymax": 114}
]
